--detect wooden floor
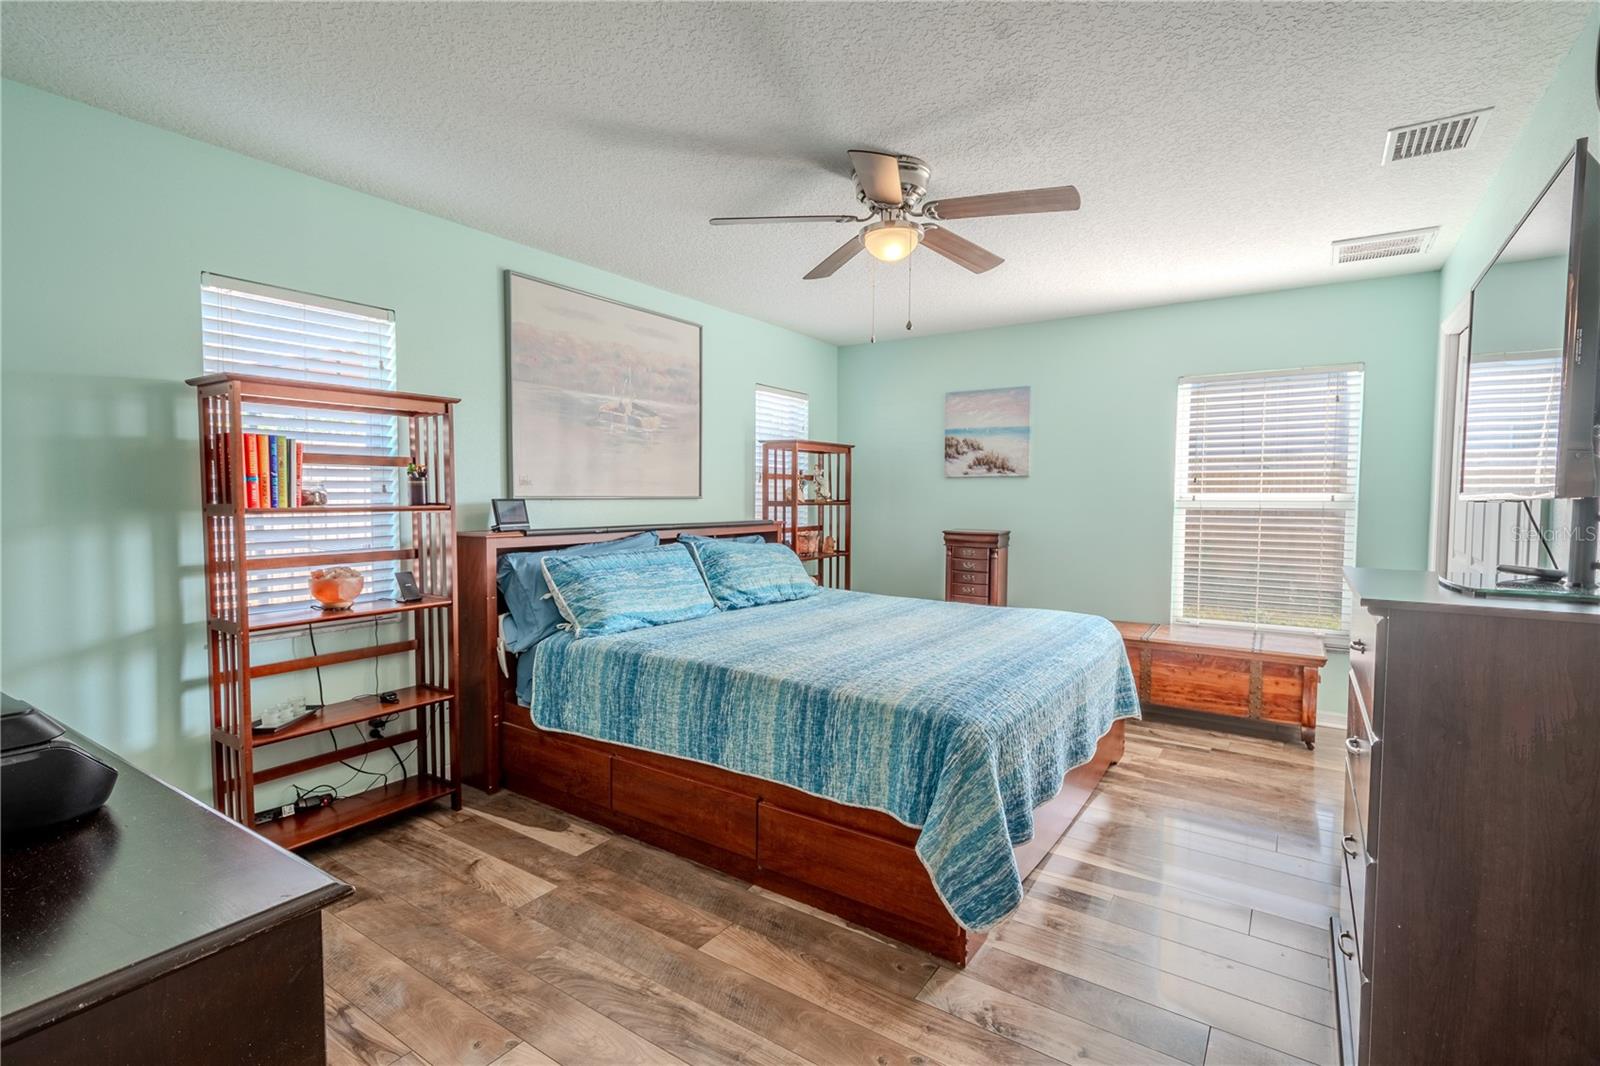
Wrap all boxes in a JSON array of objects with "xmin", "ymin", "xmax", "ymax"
[{"xmin": 307, "ymin": 717, "xmax": 1345, "ymax": 1066}]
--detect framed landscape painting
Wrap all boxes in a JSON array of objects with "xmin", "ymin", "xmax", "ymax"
[
  {"xmin": 945, "ymin": 386, "xmax": 1031, "ymax": 477},
  {"xmin": 506, "ymin": 271, "xmax": 701, "ymax": 498}
]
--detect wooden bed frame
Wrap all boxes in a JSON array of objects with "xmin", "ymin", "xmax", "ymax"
[{"xmin": 458, "ymin": 521, "xmax": 1124, "ymax": 964}]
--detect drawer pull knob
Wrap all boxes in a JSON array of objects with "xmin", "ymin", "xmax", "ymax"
[
  {"xmin": 1345, "ymin": 736, "xmax": 1365, "ymax": 756},
  {"xmin": 1337, "ymin": 929, "xmax": 1357, "ymax": 960},
  {"xmin": 1350, "ymin": 638, "xmax": 1367, "ymax": 653},
  {"xmin": 1342, "ymin": 833, "xmax": 1359, "ymax": 859}
]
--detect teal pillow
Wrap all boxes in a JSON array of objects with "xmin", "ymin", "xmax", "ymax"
[
  {"xmin": 686, "ymin": 538, "xmax": 820, "ymax": 610},
  {"xmin": 497, "ymin": 530, "xmax": 658, "ymax": 652},
  {"xmin": 541, "ymin": 543, "xmax": 717, "ymax": 637}
]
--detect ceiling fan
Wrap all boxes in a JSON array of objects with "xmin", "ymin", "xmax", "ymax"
[{"xmin": 710, "ymin": 149, "xmax": 1081, "ymax": 279}]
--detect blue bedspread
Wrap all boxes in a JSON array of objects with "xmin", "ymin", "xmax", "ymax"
[{"xmin": 525, "ymin": 589, "xmax": 1140, "ymax": 929}]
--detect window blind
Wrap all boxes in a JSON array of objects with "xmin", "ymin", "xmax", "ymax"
[
  {"xmin": 755, "ymin": 385, "xmax": 809, "ymax": 516},
  {"xmin": 201, "ymin": 274, "xmax": 400, "ymax": 608},
  {"xmin": 1171, "ymin": 365, "xmax": 1364, "ymax": 637},
  {"xmin": 1458, "ymin": 350, "xmax": 1562, "ymax": 499}
]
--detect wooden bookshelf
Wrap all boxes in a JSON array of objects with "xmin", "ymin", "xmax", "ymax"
[
  {"xmin": 188, "ymin": 373, "xmax": 462, "ymax": 848},
  {"xmin": 761, "ymin": 439, "xmax": 853, "ymax": 589}
]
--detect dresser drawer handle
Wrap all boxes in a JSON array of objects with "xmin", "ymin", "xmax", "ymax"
[
  {"xmin": 1350, "ymin": 638, "xmax": 1367, "ymax": 653},
  {"xmin": 1342, "ymin": 833, "xmax": 1360, "ymax": 859},
  {"xmin": 1337, "ymin": 929, "xmax": 1357, "ymax": 961},
  {"xmin": 959, "ymin": 561, "xmax": 980, "ymax": 570},
  {"xmin": 1345, "ymin": 736, "xmax": 1365, "ymax": 756}
]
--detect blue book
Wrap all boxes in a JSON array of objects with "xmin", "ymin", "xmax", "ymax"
[{"xmin": 267, "ymin": 435, "xmax": 280, "ymax": 508}]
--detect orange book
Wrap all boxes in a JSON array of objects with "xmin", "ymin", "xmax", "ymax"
[
  {"xmin": 293, "ymin": 439, "xmax": 304, "ymax": 507},
  {"xmin": 255, "ymin": 435, "xmax": 271, "ymax": 507},
  {"xmin": 243, "ymin": 433, "xmax": 260, "ymax": 508}
]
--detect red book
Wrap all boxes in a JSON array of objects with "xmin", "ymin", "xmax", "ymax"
[{"xmin": 243, "ymin": 433, "xmax": 260, "ymax": 508}]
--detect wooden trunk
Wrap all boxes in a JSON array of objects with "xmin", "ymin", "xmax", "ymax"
[{"xmin": 1115, "ymin": 620, "xmax": 1325, "ymax": 748}]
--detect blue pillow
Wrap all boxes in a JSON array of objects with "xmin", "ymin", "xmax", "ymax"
[
  {"xmin": 685, "ymin": 538, "xmax": 820, "ymax": 610},
  {"xmin": 497, "ymin": 530, "xmax": 658, "ymax": 652},
  {"xmin": 541, "ymin": 543, "xmax": 717, "ymax": 637}
]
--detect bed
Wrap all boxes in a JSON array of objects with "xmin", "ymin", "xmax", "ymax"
[{"xmin": 459, "ymin": 522, "xmax": 1136, "ymax": 964}]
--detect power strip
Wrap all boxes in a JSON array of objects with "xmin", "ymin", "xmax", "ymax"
[{"xmin": 253, "ymin": 802, "xmax": 298, "ymax": 825}]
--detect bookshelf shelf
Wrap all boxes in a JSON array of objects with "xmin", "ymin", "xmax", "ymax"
[
  {"xmin": 761, "ymin": 439, "xmax": 853, "ymax": 590},
  {"xmin": 237, "ymin": 504, "xmax": 452, "ymax": 516},
  {"xmin": 255, "ymin": 775, "xmax": 454, "ymax": 850},
  {"xmin": 188, "ymin": 372, "xmax": 461, "ymax": 848},
  {"xmin": 253, "ymin": 685, "xmax": 454, "ymax": 746}
]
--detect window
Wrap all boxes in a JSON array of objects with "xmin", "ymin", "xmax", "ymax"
[
  {"xmin": 1458, "ymin": 349, "xmax": 1562, "ymax": 499},
  {"xmin": 1171, "ymin": 365, "xmax": 1364, "ymax": 637},
  {"xmin": 754, "ymin": 385, "xmax": 809, "ymax": 516},
  {"xmin": 201, "ymin": 274, "xmax": 399, "ymax": 608}
]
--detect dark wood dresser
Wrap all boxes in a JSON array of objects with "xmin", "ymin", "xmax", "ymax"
[
  {"xmin": 1336, "ymin": 568, "xmax": 1600, "ymax": 1065},
  {"xmin": 944, "ymin": 529, "xmax": 1009, "ymax": 605},
  {"xmin": 1, "ymin": 723, "xmax": 350, "ymax": 1065}
]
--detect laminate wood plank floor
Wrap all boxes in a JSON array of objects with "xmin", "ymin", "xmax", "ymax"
[{"xmin": 308, "ymin": 717, "xmax": 1343, "ymax": 1065}]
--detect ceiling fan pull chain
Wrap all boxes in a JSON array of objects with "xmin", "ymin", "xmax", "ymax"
[
  {"xmin": 906, "ymin": 255, "xmax": 914, "ymax": 332},
  {"xmin": 870, "ymin": 255, "xmax": 877, "ymax": 344}
]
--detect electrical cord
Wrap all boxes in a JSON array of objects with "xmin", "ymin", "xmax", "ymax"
[
  {"xmin": 1520, "ymin": 499, "xmax": 1561, "ymax": 569},
  {"xmin": 281, "ymin": 620, "xmax": 408, "ymax": 808}
]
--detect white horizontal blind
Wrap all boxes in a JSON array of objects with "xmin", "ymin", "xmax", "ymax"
[
  {"xmin": 201, "ymin": 274, "xmax": 400, "ymax": 607},
  {"xmin": 1459, "ymin": 350, "xmax": 1562, "ymax": 499},
  {"xmin": 755, "ymin": 385, "xmax": 809, "ymax": 516},
  {"xmin": 1172, "ymin": 366, "xmax": 1364, "ymax": 636}
]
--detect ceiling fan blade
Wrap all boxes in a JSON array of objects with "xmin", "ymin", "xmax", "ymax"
[
  {"xmin": 922, "ymin": 185, "xmax": 1080, "ymax": 220},
  {"xmin": 848, "ymin": 150, "xmax": 903, "ymax": 206},
  {"xmin": 803, "ymin": 235, "xmax": 865, "ymax": 280},
  {"xmin": 920, "ymin": 225, "xmax": 1003, "ymax": 273},
  {"xmin": 710, "ymin": 214, "xmax": 861, "ymax": 225}
]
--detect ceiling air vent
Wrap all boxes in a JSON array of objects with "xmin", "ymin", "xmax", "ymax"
[
  {"xmin": 1331, "ymin": 227, "xmax": 1439, "ymax": 265},
  {"xmin": 1381, "ymin": 109, "xmax": 1490, "ymax": 164}
]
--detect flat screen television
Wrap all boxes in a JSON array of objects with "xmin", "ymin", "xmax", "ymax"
[
  {"xmin": 1460, "ymin": 138, "xmax": 1598, "ymax": 503},
  {"xmin": 1449, "ymin": 138, "xmax": 1600, "ymax": 596}
]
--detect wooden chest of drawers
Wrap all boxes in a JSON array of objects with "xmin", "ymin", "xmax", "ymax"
[
  {"xmin": 943, "ymin": 530, "xmax": 1009, "ymax": 605},
  {"xmin": 1333, "ymin": 568, "xmax": 1600, "ymax": 1066}
]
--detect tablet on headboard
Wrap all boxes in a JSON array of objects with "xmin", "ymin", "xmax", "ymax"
[{"xmin": 491, "ymin": 498, "xmax": 530, "ymax": 532}]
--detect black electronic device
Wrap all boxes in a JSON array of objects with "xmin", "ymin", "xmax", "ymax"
[
  {"xmin": 380, "ymin": 690, "xmax": 400, "ymax": 704},
  {"xmin": 1, "ymin": 693, "xmax": 118, "ymax": 839},
  {"xmin": 491, "ymin": 498, "xmax": 531, "ymax": 532},
  {"xmin": 1497, "ymin": 563, "xmax": 1568, "ymax": 582},
  {"xmin": 394, "ymin": 569, "xmax": 423, "ymax": 602}
]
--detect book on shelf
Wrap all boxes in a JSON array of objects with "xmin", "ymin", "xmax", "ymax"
[
  {"xmin": 236, "ymin": 432, "xmax": 315, "ymax": 507},
  {"xmin": 267, "ymin": 435, "xmax": 280, "ymax": 507},
  {"xmin": 243, "ymin": 432, "xmax": 260, "ymax": 508},
  {"xmin": 255, "ymin": 435, "xmax": 270, "ymax": 506}
]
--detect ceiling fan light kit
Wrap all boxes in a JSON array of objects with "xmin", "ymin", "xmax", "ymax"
[
  {"xmin": 709, "ymin": 148, "xmax": 1081, "ymax": 282},
  {"xmin": 861, "ymin": 218, "xmax": 923, "ymax": 263}
]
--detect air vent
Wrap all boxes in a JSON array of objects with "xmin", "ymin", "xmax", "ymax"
[
  {"xmin": 1331, "ymin": 227, "xmax": 1439, "ymax": 265},
  {"xmin": 1381, "ymin": 109, "xmax": 1490, "ymax": 164}
]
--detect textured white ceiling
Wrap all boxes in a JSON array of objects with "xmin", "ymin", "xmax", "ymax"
[{"xmin": 3, "ymin": 2, "xmax": 1593, "ymax": 345}]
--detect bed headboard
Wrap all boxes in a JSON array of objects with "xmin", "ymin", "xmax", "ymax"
[{"xmin": 457, "ymin": 519, "xmax": 780, "ymax": 790}]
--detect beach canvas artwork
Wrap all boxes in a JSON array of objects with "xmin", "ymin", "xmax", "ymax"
[
  {"xmin": 507, "ymin": 272, "xmax": 701, "ymax": 498},
  {"xmin": 945, "ymin": 386, "xmax": 1031, "ymax": 477}
]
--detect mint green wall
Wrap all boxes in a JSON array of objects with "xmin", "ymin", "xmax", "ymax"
[
  {"xmin": 839, "ymin": 273, "xmax": 1443, "ymax": 725},
  {"xmin": 1440, "ymin": 8, "xmax": 1599, "ymax": 315},
  {"xmin": 0, "ymin": 82, "xmax": 836, "ymax": 798}
]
